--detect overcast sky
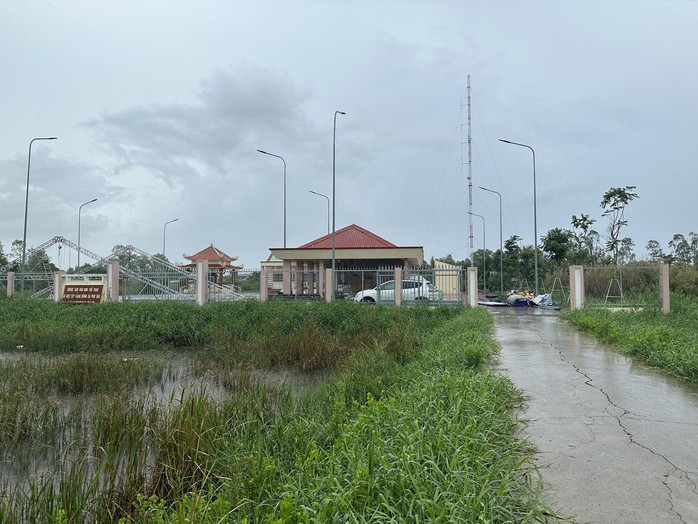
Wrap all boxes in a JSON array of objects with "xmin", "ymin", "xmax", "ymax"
[{"xmin": 1, "ymin": 1, "xmax": 696, "ymax": 270}]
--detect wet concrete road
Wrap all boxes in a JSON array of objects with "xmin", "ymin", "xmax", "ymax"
[{"xmin": 491, "ymin": 308, "xmax": 698, "ymax": 524}]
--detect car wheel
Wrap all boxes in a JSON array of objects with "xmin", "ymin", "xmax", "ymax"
[{"xmin": 362, "ymin": 297, "xmax": 376, "ymax": 303}]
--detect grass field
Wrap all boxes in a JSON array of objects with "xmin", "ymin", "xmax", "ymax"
[
  {"xmin": 0, "ymin": 300, "xmax": 554, "ymax": 522},
  {"xmin": 564, "ymin": 294, "xmax": 698, "ymax": 383}
]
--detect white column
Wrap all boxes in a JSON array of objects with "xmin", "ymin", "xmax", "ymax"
[
  {"xmin": 260, "ymin": 267, "xmax": 268, "ymax": 303},
  {"xmin": 7, "ymin": 272, "xmax": 14, "ymax": 297}
]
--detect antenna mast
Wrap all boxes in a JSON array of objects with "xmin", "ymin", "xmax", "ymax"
[{"xmin": 467, "ymin": 76, "xmax": 473, "ymax": 252}]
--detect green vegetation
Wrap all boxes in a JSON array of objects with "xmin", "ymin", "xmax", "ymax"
[
  {"xmin": 0, "ymin": 301, "xmax": 553, "ymax": 522},
  {"xmin": 564, "ymin": 294, "xmax": 698, "ymax": 382}
]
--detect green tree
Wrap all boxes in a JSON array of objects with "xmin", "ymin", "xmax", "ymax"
[
  {"xmin": 617, "ymin": 237, "xmax": 636, "ymax": 265},
  {"xmin": 600, "ymin": 186, "xmax": 639, "ymax": 265},
  {"xmin": 541, "ymin": 228, "xmax": 573, "ymax": 265},
  {"xmin": 504, "ymin": 235, "xmax": 522, "ymax": 255},
  {"xmin": 570, "ymin": 214, "xmax": 600, "ymax": 265},
  {"xmin": 10, "ymin": 240, "xmax": 23, "ymax": 262},
  {"xmin": 0, "ymin": 242, "xmax": 7, "ymax": 267},
  {"xmin": 645, "ymin": 240, "xmax": 664, "ymax": 262},
  {"xmin": 669, "ymin": 234, "xmax": 692, "ymax": 264}
]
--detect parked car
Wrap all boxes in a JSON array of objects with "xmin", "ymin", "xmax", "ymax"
[{"xmin": 354, "ymin": 276, "xmax": 442, "ymax": 303}]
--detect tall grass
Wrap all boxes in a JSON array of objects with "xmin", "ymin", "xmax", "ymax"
[
  {"xmin": 0, "ymin": 302, "xmax": 553, "ymax": 522},
  {"xmin": 564, "ymin": 294, "xmax": 698, "ymax": 382}
]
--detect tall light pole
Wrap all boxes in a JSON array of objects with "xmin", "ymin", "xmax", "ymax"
[
  {"xmin": 479, "ymin": 186, "xmax": 503, "ymax": 297},
  {"xmin": 309, "ymin": 190, "xmax": 330, "ymax": 235},
  {"xmin": 163, "ymin": 218, "xmax": 179, "ymax": 258},
  {"xmin": 468, "ymin": 212, "xmax": 486, "ymax": 292},
  {"xmin": 21, "ymin": 136, "xmax": 57, "ymax": 294},
  {"xmin": 257, "ymin": 149, "xmax": 287, "ymax": 248},
  {"xmin": 331, "ymin": 110, "xmax": 346, "ymax": 297},
  {"xmin": 499, "ymin": 138, "xmax": 538, "ymax": 295},
  {"xmin": 77, "ymin": 198, "xmax": 98, "ymax": 269}
]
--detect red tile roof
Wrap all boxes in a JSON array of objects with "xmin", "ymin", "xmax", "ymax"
[
  {"xmin": 180, "ymin": 244, "xmax": 244, "ymax": 269},
  {"xmin": 183, "ymin": 244, "xmax": 240, "ymax": 264},
  {"xmin": 298, "ymin": 224, "xmax": 398, "ymax": 249}
]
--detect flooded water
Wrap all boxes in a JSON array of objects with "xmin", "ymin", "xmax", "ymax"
[
  {"xmin": 0, "ymin": 347, "xmax": 324, "ymax": 498},
  {"xmin": 491, "ymin": 308, "xmax": 698, "ymax": 524}
]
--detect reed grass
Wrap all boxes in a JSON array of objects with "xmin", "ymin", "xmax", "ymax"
[{"xmin": 0, "ymin": 302, "xmax": 554, "ymax": 522}]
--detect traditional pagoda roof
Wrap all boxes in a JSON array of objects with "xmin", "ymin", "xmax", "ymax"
[
  {"xmin": 298, "ymin": 224, "xmax": 398, "ymax": 250},
  {"xmin": 179, "ymin": 244, "xmax": 243, "ymax": 270}
]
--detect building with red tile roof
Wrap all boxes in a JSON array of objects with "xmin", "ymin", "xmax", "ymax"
[{"xmin": 263, "ymin": 224, "xmax": 423, "ymax": 297}]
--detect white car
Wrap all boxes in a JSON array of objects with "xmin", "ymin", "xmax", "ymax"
[{"xmin": 354, "ymin": 277, "xmax": 442, "ymax": 303}]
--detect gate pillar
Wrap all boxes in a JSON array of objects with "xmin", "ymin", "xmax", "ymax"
[
  {"xmin": 53, "ymin": 271, "xmax": 65, "ymax": 302},
  {"xmin": 467, "ymin": 267, "xmax": 478, "ymax": 307},
  {"xmin": 196, "ymin": 259, "xmax": 209, "ymax": 306},
  {"xmin": 570, "ymin": 265, "xmax": 585, "ymax": 310},
  {"xmin": 107, "ymin": 261, "xmax": 120, "ymax": 302}
]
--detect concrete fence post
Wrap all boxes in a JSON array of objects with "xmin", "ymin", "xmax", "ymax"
[
  {"xmin": 467, "ymin": 267, "xmax": 478, "ymax": 307},
  {"xmin": 196, "ymin": 259, "xmax": 209, "ymax": 306},
  {"xmin": 107, "ymin": 260, "xmax": 120, "ymax": 302},
  {"xmin": 53, "ymin": 271, "xmax": 65, "ymax": 302},
  {"xmin": 260, "ymin": 267, "xmax": 268, "ymax": 303},
  {"xmin": 325, "ymin": 268, "xmax": 333, "ymax": 303},
  {"xmin": 394, "ymin": 267, "xmax": 402, "ymax": 306},
  {"xmin": 569, "ymin": 265, "xmax": 585, "ymax": 310},
  {"xmin": 7, "ymin": 272, "xmax": 14, "ymax": 297},
  {"xmin": 659, "ymin": 263, "xmax": 670, "ymax": 314}
]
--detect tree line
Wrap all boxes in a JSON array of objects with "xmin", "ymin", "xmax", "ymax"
[{"xmin": 433, "ymin": 186, "xmax": 697, "ymax": 293}]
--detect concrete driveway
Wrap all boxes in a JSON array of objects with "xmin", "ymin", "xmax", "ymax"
[{"xmin": 491, "ymin": 308, "xmax": 698, "ymax": 524}]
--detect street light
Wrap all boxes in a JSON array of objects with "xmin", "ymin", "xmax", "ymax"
[
  {"xmin": 331, "ymin": 110, "xmax": 346, "ymax": 297},
  {"xmin": 257, "ymin": 149, "xmax": 287, "ymax": 248},
  {"xmin": 77, "ymin": 198, "xmax": 98, "ymax": 269},
  {"xmin": 468, "ymin": 212, "xmax": 486, "ymax": 292},
  {"xmin": 499, "ymin": 138, "xmax": 538, "ymax": 295},
  {"xmin": 309, "ymin": 190, "xmax": 330, "ymax": 235},
  {"xmin": 479, "ymin": 186, "xmax": 504, "ymax": 297},
  {"xmin": 21, "ymin": 136, "xmax": 57, "ymax": 294},
  {"xmin": 163, "ymin": 218, "xmax": 179, "ymax": 258}
]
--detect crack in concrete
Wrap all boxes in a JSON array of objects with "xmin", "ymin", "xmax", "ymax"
[{"xmin": 536, "ymin": 329, "xmax": 697, "ymax": 524}]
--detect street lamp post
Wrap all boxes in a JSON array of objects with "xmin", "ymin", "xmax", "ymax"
[
  {"xmin": 331, "ymin": 110, "xmax": 346, "ymax": 298},
  {"xmin": 163, "ymin": 218, "xmax": 179, "ymax": 258},
  {"xmin": 479, "ymin": 186, "xmax": 504, "ymax": 297},
  {"xmin": 468, "ymin": 212, "xmax": 486, "ymax": 292},
  {"xmin": 77, "ymin": 198, "xmax": 98, "ymax": 269},
  {"xmin": 257, "ymin": 149, "xmax": 287, "ymax": 248},
  {"xmin": 499, "ymin": 138, "xmax": 538, "ymax": 295},
  {"xmin": 21, "ymin": 136, "xmax": 57, "ymax": 294},
  {"xmin": 309, "ymin": 190, "xmax": 330, "ymax": 235}
]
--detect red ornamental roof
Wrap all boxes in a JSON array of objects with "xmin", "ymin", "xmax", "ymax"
[
  {"xmin": 180, "ymin": 244, "xmax": 243, "ymax": 269},
  {"xmin": 298, "ymin": 224, "xmax": 398, "ymax": 249}
]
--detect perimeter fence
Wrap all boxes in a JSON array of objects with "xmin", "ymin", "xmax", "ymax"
[{"xmin": 583, "ymin": 266, "xmax": 661, "ymax": 308}]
